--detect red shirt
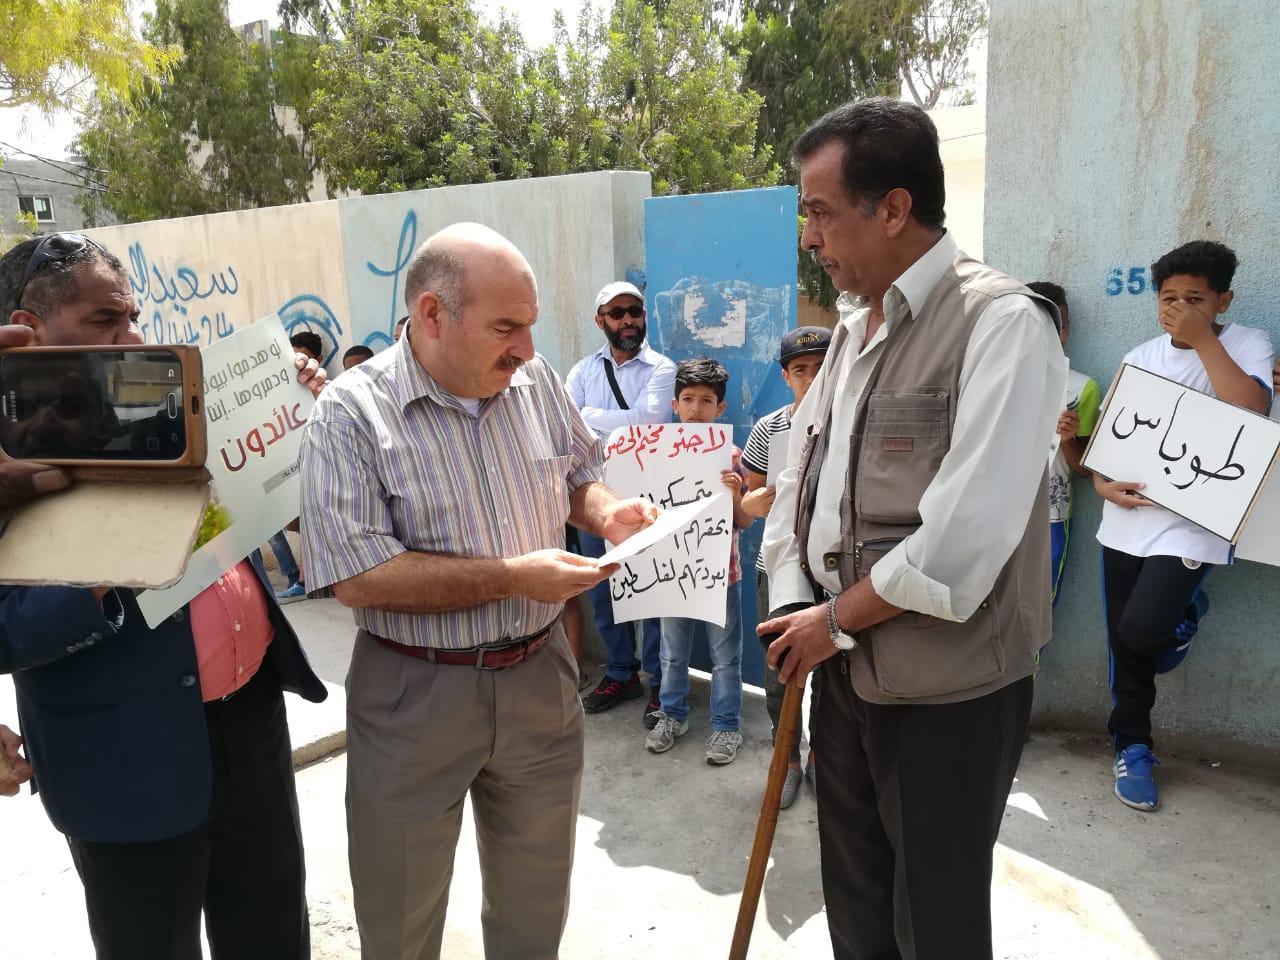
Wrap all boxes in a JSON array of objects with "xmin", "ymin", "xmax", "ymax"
[{"xmin": 189, "ymin": 561, "xmax": 274, "ymax": 702}]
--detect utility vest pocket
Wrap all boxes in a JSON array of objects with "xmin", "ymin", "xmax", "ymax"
[{"xmin": 856, "ymin": 387, "xmax": 950, "ymax": 524}]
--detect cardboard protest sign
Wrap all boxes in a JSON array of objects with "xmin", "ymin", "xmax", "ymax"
[
  {"xmin": 603, "ymin": 423, "xmax": 735, "ymax": 627},
  {"xmin": 1082, "ymin": 363, "xmax": 1280, "ymax": 543},
  {"xmin": 137, "ymin": 314, "xmax": 314, "ymax": 626}
]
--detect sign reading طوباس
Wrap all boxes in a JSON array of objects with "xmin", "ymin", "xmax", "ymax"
[
  {"xmin": 137, "ymin": 314, "xmax": 315, "ymax": 626},
  {"xmin": 1082, "ymin": 363, "xmax": 1280, "ymax": 543}
]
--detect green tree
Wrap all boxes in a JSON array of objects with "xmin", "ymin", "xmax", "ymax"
[
  {"xmin": 737, "ymin": 0, "xmax": 899, "ymax": 171},
  {"xmin": 306, "ymin": 0, "xmax": 777, "ymax": 196},
  {"xmin": 0, "ymin": 0, "xmax": 177, "ymax": 113},
  {"xmin": 826, "ymin": 0, "xmax": 987, "ymax": 110},
  {"xmin": 74, "ymin": 0, "xmax": 320, "ymax": 224}
]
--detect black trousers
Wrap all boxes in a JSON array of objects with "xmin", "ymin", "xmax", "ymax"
[
  {"xmin": 814, "ymin": 656, "xmax": 1032, "ymax": 960},
  {"xmin": 66, "ymin": 656, "xmax": 309, "ymax": 960},
  {"xmin": 755, "ymin": 571, "xmax": 819, "ymax": 762},
  {"xmin": 1102, "ymin": 547, "xmax": 1210, "ymax": 751}
]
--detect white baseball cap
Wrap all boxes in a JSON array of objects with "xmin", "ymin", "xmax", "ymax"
[{"xmin": 594, "ymin": 281, "xmax": 645, "ymax": 311}]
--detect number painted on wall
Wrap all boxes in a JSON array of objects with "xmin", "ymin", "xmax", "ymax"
[{"xmin": 1106, "ymin": 266, "xmax": 1150, "ymax": 296}]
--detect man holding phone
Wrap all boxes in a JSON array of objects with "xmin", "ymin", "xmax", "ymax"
[{"xmin": 0, "ymin": 233, "xmax": 328, "ymax": 960}]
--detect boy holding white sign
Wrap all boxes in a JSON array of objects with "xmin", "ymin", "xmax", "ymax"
[
  {"xmin": 1094, "ymin": 240, "xmax": 1273, "ymax": 812},
  {"xmin": 646, "ymin": 358, "xmax": 754, "ymax": 764}
]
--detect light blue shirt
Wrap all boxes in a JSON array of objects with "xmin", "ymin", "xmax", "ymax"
[{"xmin": 564, "ymin": 341, "xmax": 677, "ymax": 441}]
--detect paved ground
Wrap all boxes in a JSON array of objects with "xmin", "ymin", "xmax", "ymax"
[{"xmin": 3, "ymin": 596, "xmax": 1279, "ymax": 958}]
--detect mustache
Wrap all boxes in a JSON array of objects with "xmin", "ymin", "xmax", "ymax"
[
  {"xmin": 810, "ymin": 250, "xmax": 838, "ymax": 269},
  {"xmin": 605, "ymin": 321, "xmax": 646, "ymax": 351},
  {"xmin": 497, "ymin": 356, "xmax": 525, "ymax": 371}
]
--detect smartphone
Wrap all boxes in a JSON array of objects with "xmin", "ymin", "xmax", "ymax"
[{"xmin": 0, "ymin": 345, "xmax": 206, "ymax": 467}]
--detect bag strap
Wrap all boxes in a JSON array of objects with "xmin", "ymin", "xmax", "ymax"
[{"xmin": 602, "ymin": 356, "xmax": 630, "ymax": 410}]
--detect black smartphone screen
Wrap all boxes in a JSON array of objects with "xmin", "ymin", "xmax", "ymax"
[{"xmin": 0, "ymin": 350, "xmax": 188, "ymax": 461}]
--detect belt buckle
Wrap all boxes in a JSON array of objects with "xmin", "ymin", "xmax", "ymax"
[{"xmin": 476, "ymin": 637, "xmax": 512, "ymax": 670}]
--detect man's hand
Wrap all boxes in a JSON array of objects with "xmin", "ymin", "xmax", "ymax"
[
  {"xmin": 0, "ymin": 461, "xmax": 70, "ymax": 509},
  {"xmin": 1095, "ymin": 476, "xmax": 1153, "ymax": 509},
  {"xmin": 507, "ymin": 549, "xmax": 614, "ymax": 603},
  {"xmin": 740, "ymin": 485, "xmax": 776, "ymax": 519},
  {"xmin": 0, "ymin": 724, "xmax": 34, "ymax": 797},
  {"xmin": 1056, "ymin": 410, "xmax": 1080, "ymax": 440},
  {"xmin": 294, "ymin": 352, "xmax": 328, "ymax": 399},
  {"xmin": 599, "ymin": 497, "xmax": 658, "ymax": 545},
  {"xmin": 1272, "ymin": 356, "xmax": 1280, "ymax": 396},
  {"xmin": 758, "ymin": 603, "xmax": 838, "ymax": 685},
  {"xmin": 1159, "ymin": 298, "xmax": 1216, "ymax": 349}
]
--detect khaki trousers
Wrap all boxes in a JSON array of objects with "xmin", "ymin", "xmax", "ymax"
[{"xmin": 346, "ymin": 624, "xmax": 585, "ymax": 960}]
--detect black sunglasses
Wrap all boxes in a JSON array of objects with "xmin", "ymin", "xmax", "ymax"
[
  {"xmin": 17, "ymin": 233, "xmax": 103, "ymax": 305},
  {"xmin": 599, "ymin": 305, "xmax": 645, "ymax": 321}
]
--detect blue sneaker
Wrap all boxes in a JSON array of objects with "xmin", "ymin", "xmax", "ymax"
[
  {"xmin": 1114, "ymin": 744, "xmax": 1160, "ymax": 811},
  {"xmin": 275, "ymin": 581, "xmax": 307, "ymax": 603},
  {"xmin": 1157, "ymin": 589, "xmax": 1209, "ymax": 674}
]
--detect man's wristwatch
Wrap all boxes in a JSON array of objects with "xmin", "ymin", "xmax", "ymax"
[{"xmin": 826, "ymin": 596, "xmax": 857, "ymax": 651}]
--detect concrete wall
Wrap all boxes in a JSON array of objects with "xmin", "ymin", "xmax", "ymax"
[
  {"xmin": 986, "ymin": 0, "xmax": 1280, "ymax": 761},
  {"xmin": 83, "ymin": 171, "xmax": 652, "ymax": 377}
]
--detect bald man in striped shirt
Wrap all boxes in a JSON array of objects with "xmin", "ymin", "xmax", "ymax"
[{"xmin": 299, "ymin": 223, "xmax": 656, "ymax": 960}]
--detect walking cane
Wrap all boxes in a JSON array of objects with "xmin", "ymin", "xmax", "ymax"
[{"xmin": 728, "ymin": 676, "xmax": 803, "ymax": 959}]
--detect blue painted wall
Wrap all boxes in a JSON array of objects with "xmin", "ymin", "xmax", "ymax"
[
  {"xmin": 644, "ymin": 186, "xmax": 799, "ymax": 685},
  {"xmin": 986, "ymin": 0, "xmax": 1280, "ymax": 761}
]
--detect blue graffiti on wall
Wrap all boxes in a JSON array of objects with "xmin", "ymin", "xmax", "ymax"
[
  {"xmin": 279, "ymin": 294, "xmax": 347, "ymax": 369},
  {"xmin": 363, "ymin": 209, "xmax": 418, "ymax": 348},
  {"xmin": 128, "ymin": 242, "xmax": 241, "ymax": 347}
]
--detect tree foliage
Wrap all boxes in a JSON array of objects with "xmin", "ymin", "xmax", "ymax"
[
  {"xmin": 825, "ymin": 0, "xmax": 987, "ymax": 110},
  {"xmin": 0, "ymin": 0, "xmax": 177, "ymax": 112},
  {"xmin": 737, "ymin": 0, "xmax": 899, "ymax": 174},
  {"xmin": 307, "ymin": 0, "xmax": 778, "ymax": 195},
  {"xmin": 74, "ymin": 0, "xmax": 320, "ymax": 224}
]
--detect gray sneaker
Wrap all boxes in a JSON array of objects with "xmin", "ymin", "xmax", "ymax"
[
  {"xmin": 705, "ymin": 730, "xmax": 744, "ymax": 765},
  {"xmin": 645, "ymin": 713, "xmax": 689, "ymax": 753}
]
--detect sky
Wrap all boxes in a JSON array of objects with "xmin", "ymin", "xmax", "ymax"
[{"xmin": 0, "ymin": 0, "xmax": 984, "ymax": 161}]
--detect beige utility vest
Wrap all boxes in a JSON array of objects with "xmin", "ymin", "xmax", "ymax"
[{"xmin": 795, "ymin": 255, "xmax": 1057, "ymax": 706}]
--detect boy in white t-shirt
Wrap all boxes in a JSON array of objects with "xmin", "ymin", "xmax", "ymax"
[
  {"xmin": 1094, "ymin": 241, "xmax": 1273, "ymax": 812},
  {"xmin": 1027, "ymin": 282, "xmax": 1101, "ymax": 606}
]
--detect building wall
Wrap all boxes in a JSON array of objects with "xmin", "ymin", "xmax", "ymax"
[
  {"xmin": 986, "ymin": 0, "xmax": 1280, "ymax": 760},
  {"xmin": 0, "ymin": 157, "xmax": 112, "ymax": 235},
  {"xmin": 82, "ymin": 171, "xmax": 652, "ymax": 377}
]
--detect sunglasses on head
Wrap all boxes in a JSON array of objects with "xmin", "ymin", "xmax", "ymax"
[
  {"xmin": 599, "ymin": 305, "xmax": 644, "ymax": 321},
  {"xmin": 17, "ymin": 233, "xmax": 103, "ymax": 305}
]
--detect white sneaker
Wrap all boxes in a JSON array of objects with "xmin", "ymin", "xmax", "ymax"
[
  {"xmin": 645, "ymin": 713, "xmax": 689, "ymax": 753},
  {"xmin": 705, "ymin": 730, "xmax": 743, "ymax": 765}
]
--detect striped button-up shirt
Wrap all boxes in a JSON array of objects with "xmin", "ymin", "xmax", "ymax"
[{"xmin": 299, "ymin": 340, "xmax": 603, "ymax": 649}]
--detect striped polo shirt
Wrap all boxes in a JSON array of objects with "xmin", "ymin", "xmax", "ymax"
[{"xmin": 299, "ymin": 339, "xmax": 603, "ymax": 649}]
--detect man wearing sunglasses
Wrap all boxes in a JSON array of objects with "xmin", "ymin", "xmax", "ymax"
[
  {"xmin": 0, "ymin": 233, "xmax": 329, "ymax": 960},
  {"xmin": 565, "ymin": 281, "xmax": 676, "ymax": 724}
]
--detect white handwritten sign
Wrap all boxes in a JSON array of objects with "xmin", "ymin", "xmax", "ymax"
[
  {"xmin": 138, "ymin": 314, "xmax": 315, "ymax": 626},
  {"xmin": 603, "ymin": 423, "xmax": 734, "ymax": 627},
  {"xmin": 1082, "ymin": 363, "xmax": 1280, "ymax": 542}
]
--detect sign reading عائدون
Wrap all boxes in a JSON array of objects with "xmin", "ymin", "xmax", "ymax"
[{"xmin": 137, "ymin": 314, "xmax": 316, "ymax": 627}]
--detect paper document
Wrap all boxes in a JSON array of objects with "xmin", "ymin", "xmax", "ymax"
[{"xmin": 598, "ymin": 494, "xmax": 727, "ymax": 566}]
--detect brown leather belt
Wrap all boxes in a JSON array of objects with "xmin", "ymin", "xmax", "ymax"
[{"xmin": 368, "ymin": 626, "xmax": 553, "ymax": 670}]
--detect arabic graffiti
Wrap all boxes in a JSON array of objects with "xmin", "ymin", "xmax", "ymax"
[
  {"xmin": 1110, "ymin": 390, "xmax": 1247, "ymax": 490},
  {"xmin": 128, "ymin": 242, "xmax": 240, "ymax": 348},
  {"xmin": 364, "ymin": 208, "xmax": 417, "ymax": 348},
  {"xmin": 218, "ymin": 403, "xmax": 309, "ymax": 473},
  {"xmin": 279, "ymin": 294, "xmax": 346, "ymax": 369}
]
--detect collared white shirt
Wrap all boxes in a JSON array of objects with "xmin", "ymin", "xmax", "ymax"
[
  {"xmin": 564, "ymin": 341, "xmax": 677, "ymax": 441},
  {"xmin": 763, "ymin": 232, "xmax": 1066, "ymax": 622}
]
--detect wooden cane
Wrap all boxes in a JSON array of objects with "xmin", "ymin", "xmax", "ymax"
[{"xmin": 729, "ymin": 676, "xmax": 803, "ymax": 960}]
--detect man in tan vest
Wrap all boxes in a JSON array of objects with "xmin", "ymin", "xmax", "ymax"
[{"xmin": 760, "ymin": 98, "xmax": 1065, "ymax": 960}]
